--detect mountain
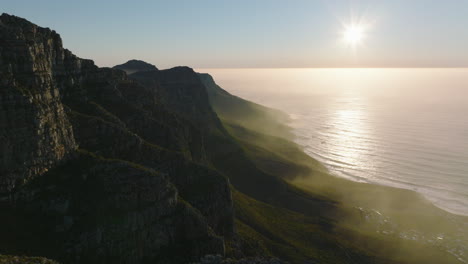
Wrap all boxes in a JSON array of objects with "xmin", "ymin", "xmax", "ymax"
[
  {"xmin": 0, "ymin": 13, "xmax": 465, "ymax": 264},
  {"xmin": 113, "ymin": 59, "xmax": 158, "ymax": 74},
  {"xmin": 0, "ymin": 13, "xmax": 230, "ymax": 263},
  {"xmin": 198, "ymin": 73, "xmax": 292, "ymax": 139}
]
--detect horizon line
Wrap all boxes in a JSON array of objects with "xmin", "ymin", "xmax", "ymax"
[{"xmin": 194, "ymin": 66, "xmax": 468, "ymax": 70}]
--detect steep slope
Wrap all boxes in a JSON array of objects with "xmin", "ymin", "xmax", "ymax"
[
  {"xmin": 198, "ymin": 73, "xmax": 292, "ymax": 139},
  {"xmin": 0, "ymin": 14, "xmax": 77, "ymax": 194},
  {"xmin": 0, "ymin": 13, "xmax": 231, "ymax": 264},
  {"xmin": 129, "ymin": 68, "xmax": 341, "ymax": 223}
]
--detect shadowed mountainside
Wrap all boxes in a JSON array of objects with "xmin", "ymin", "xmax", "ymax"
[
  {"xmin": 198, "ymin": 73, "xmax": 292, "ymax": 140},
  {"xmin": 0, "ymin": 13, "xmax": 229, "ymax": 264}
]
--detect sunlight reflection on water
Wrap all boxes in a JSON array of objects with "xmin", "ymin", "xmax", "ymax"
[{"xmin": 199, "ymin": 68, "xmax": 468, "ymax": 216}]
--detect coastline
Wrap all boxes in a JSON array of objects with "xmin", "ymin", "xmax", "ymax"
[
  {"xmin": 286, "ymin": 111, "xmax": 468, "ymax": 217},
  {"xmin": 199, "ymin": 68, "xmax": 468, "ymax": 217},
  {"xmin": 217, "ymin": 89, "xmax": 468, "ymax": 262},
  {"xmin": 220, "ymin": 98, "xmax": 468, "ymax": 263},
  {"xmin": 200, "ymin": 67, "xmax": 468, "ymax": 263},
  {"xmin": 282, "ymin": 112, "xmax": 468, "ymax": 262}
]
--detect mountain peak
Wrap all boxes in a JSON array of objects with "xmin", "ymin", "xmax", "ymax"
[
  {"xmin": 113, "ymin": 59, "xmax": 158, "ymax": 74},
  {"xmin": 198, "ymin": 72, "xmax": 215, "ymax": 83}
]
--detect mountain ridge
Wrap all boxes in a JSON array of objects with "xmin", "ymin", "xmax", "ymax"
[
  {"xmin": 113, "ymin": 59, "xmax": 158, "ymax": 74},
  {"xmin": 0, "ymin": 13, "xmax": 231, "ymax": 263}
]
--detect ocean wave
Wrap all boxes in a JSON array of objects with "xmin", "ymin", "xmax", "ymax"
[{"xmin": 290, "ymin": 114, "xmax": 468, "ymax": 216}]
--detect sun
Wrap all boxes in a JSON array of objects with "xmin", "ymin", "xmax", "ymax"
[
  {"xmin": 342, "ymin": 22, "xmax": 368, "ymax": 47},
  {"xmin": 344, "ymin": 25, "xmax": 363, "ymax": 45}
]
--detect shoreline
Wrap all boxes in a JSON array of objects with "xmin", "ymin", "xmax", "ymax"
[
  {"xmin": 280, "ymin": 110, "xmax": 468, "ymax": 262},
  {"xmin": 283, "ymin": 111, "xmax": 468, "ymax": 217},
  {"xmin": 305, "ymin": 148, "xmax": 468, "ymax": 217},
  {"xmin": 200, "ymin": 69, "xmax": 468, "ymax": 263},
  {"xmin": 306, "ymin": 147, "xmax": 468, "ymax": 217}
]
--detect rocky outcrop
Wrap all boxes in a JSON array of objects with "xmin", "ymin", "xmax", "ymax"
[
  {"xmin": 65, "ymin": 78, "xmax": 234, "ymax": 237},
  {"xmin": 10, "ymin": 152, "xmax": 224, "ymax": 264},
  {"xmin": 0, "ymin": 13, "xmax": 233, "ymax": 264},
  {"xmin": 0, "ymin": 14, "xmax": 78, "ymax": 194}
]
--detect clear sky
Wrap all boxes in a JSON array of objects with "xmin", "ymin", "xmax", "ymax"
[{"xmin": 3, "ymin": 0, "xmax": 468, "ymax": 69}]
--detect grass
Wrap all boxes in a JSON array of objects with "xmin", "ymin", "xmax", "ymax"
[
  {"xmin": 228, "ymin": 175, "xmax": 463, "ymax": 264},
  {"xmin": 231, "ymin": 189, "xmax": 392, "ymax": 264},
  {"xmin": 223, "ymin": 121, "xmax": 327, "ymax": 179}
]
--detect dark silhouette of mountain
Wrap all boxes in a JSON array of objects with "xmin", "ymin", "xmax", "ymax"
[
  {"xmin": 0, "ymin": 13, "xmax": 464, "ymax": 264},
  {"xmin": 113, "ymin": 59, "xmax": 158, "ymax": 74}
]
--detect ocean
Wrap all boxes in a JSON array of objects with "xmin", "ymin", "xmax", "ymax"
[{"xmin": 198, "ymin": 68, "xmax": 468, "ymax": 216}]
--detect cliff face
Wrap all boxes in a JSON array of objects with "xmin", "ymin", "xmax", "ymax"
[
  {"xmin": 0, "ymin": 14, "xmax": 79, "ymax": 194},
  {"xmin": 10, "ymin": 152, "xmax": 225, "ymax": 264},
  {"xmin": 0, "ymin": 13, "xmax": 232, "ymax": 264}
]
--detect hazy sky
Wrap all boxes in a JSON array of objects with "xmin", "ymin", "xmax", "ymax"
[{"xmin": 3, "ymin": 0, "xmax": 468, "ymax": 68}]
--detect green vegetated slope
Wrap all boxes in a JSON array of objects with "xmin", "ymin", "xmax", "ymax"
[
  {"xmin": 198, "ymin": 73, "xmax": 292, "ymax": 140},
  {"xmin": 200, "ymin": 73, "xmax": 466, "ymax": 264}
]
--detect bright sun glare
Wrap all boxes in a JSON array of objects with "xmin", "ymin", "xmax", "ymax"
[
  {"xmin": 344, "ymin": 25, "xmax": 363, "ymax": 44},
  {"xmin": 342, "ymin": 22, "xmax": 368, "ymax": 47}
]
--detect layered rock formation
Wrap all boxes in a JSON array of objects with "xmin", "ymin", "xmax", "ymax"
[
  {"xmin": 0, "ymin": 14, "xmax": 78, "ymax": 194},
  {"xmin": 0, "ymin": 13, "xmax": 232, "ymax": 264}
]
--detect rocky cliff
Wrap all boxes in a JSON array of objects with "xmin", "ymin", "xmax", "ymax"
[
  {"xmin": 0, "ymin": 14, "xmax": 78, "ymax": 194},
  {"xmin": 0, "ymin": 13, "xmax": 232, "ymax": 264}
]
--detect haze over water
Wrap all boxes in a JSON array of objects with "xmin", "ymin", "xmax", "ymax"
[{"xmin": 200, "ymin": 68, "xmax": 468, "ymax": 216}]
